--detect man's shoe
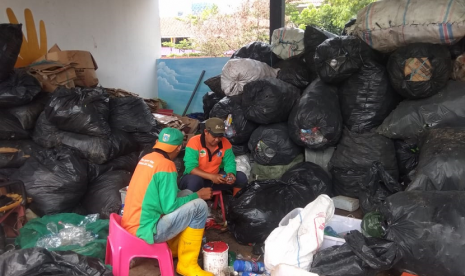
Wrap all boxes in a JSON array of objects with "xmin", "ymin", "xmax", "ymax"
[
  {"xmin": 167, "ymin": 232, "xmax": 181, "ymax": 258},
  {"xmin": 176, "ymin": 227, "xmax": 213, "ymax": 276}
]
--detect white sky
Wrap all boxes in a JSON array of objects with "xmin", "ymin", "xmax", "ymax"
[{"xmin": 158, "ymin": 0, "xmax": 242, "ymax": 18}]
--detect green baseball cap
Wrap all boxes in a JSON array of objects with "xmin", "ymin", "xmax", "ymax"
[{"xmin": 154, "ymin": 128, "xmax": 184, "ymax": 152}]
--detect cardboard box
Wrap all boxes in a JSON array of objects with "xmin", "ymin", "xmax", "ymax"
[
  {"xmin": 28, "ymin": 61, "xmax": 77, "ymax": 92},
  {"xmin": 179, "ymin": 116, "xmax": 199, "ymax": 134},
  {"xmin": 36, "ymin": 45, "xmax": 98, "ymax": 87}
]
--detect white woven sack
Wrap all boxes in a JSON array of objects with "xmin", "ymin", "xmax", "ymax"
[
  {"xmin": 221, "ymin": 58, "xmax": 279, "ymax": 96},
  {"xmin": 271, "ymin": 27, "xmax": 305, "ymax": 59},
  {"xmin": 264, "ymin": 194, "xmax": 335, "ymax": 273},
  {"xmin": 350, "ymin": 0, "xmax": 465, "ymax": 53}
]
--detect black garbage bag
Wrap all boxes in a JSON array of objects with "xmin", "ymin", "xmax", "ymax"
[
  {"xmin": 314, "ymin": 36, "xmax": 374, "ymax": 84},
  {"xmin": 0, "ymin": 24, "xmax": 22, "ymax": 82},
  {"xmin": 0, "ymin": 111, "xmax": 30, "ymax": 140},
  {"xmin": 174, "ymin": 149, "xmax": 186, "ymax": 178},
  {"xmin": 231, "ymin": 41, "xmax": 280, "ymax": 67},
  {"xmin": 0, "ymin": 69, "xmax": 42, "ymax": 108},
  {"xmin": 274, "ymin": 55, "xmax": 312, "ymax": 89},
  {"xmin": 0, "ymin": 248, "xmax": 112, "ymax": 276},
  {"xmin": 394, "ymin": 139, "xmax": 419, "ymax": 177},
  {"xmin": 130, "ymin": 130, "xmax": 160, "ymax": 149},
  {"xmin": 5, "ymin": 93, "xmax": 48, "ymax": 130},
  {"xmin": 310, "ymin": 230, "xmax": 399, "ymax": 276},
  {"xmin": 232, "ymin": 143, "xmax": 249, "ymax": 156},
  {"xmin": 0, "ymin": 140, "xmax": 42, "ymax": 169},
  {"xmin": 329, "ymin": 129, "xmax": 398, "ymax": 198},
  {"xmin": 228, "ymin": 179, "xmax": 323, "ymax": 244},
  {"xmin": 406, "ymin": 128, "xmax": 465, "ymax": 191},
  {"xmin": 339, "ymin": 61, "xmax": 400, "ymax": 133},
  {"xmin": 248, "ymin": 123, "xmax": 302, "ymax": 166},
  {"xmin": 11, "ymin": 147, "xmax": 88, "ymax": 216},
  {"xmin": 109, "ymin": 96, "xmax": 157, "ymax": 133},
  {"xmin": 303, "ymin": 26, "xmax": 336, "ymax": 75},
  {"xmin": 380, "ymin": 191, "xmax": 465, "ymax": 276},
  {"xmin": 88, "ymin": 151, "xmax": 139, "ymax": 181},
  {"xmin": 359, "ymin": 162, "xmax": 403, "ymax": 215},
  {"xmin": 210, "ymin": 97, "xmax": 258, "ymax": 145},
  {"xmin": 387, "ymin": 43, "xmax": 452, "ymax": 99},
  {"xmin": 202, "ymin": 91, "xmax": 222, "ymax": 119},
  {"xmin": 449, "ymin": 37, "xmax": 465, "ymax": 59},
  {"xmin": 61, "ymin": 129, "xmax": 138, "ymax": 165},
  {"xmin": 45, "ymin": 87, "xmax": 111, "ymax": 137},
  {"xmin": 204, "ymin": 75, "xmax": 225, "ymax": 97},
  {"xmin": 288, "ymin": 79, "xmax": 342, "ymax": 149},
  {"xmin": 341, "ymin": 19, "xmax": 357, "ymax": 35},
  {"xmin": 82, "ymin": 170, "xmax": 131, "ymax": 219},
  {"xmin": 242, "ymin": 78, "xmax": 301, "ymax": 124},
  {"xmin": 0, "ymin": 168, "xmax": 17, "ymax": 180},
  {"xmin": 209, "ymin": 95, "xmax": 242, "ymax": 118},
  {"xmin": 281, "ymin": 162, "xmax": 333, "ymax": 198},
  {"xmin": 377, "ymin": 81, "xmax": 465, "ymax": 140},
  {"xmin": 32, "ymin": 112, "xmax": 62, "ymax": 148}
]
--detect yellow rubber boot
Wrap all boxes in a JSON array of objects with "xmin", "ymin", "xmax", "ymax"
[
  {"xmin": 167, "ymin": 232, "xmax": 181, "ymax": 258},
  {"xmin": 176, "ymin": 227, "xmax": 213, "ymax": 276}
]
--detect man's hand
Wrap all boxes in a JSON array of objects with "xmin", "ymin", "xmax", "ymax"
[
  {"xmin": 226, "ymin": 173, "xmax": 236, "ymax": 185},
  {"xmin": 197, "ymin": 187, "xmax": 213, "ymax": 200},
  {"xmin": 210, "ymin": 174, "xmax": 227, "ymax": 184}
]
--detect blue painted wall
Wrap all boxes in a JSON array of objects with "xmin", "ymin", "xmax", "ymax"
[{"xmin": 156, "ymin": 57, "xmax": 229, "ymax": 115}]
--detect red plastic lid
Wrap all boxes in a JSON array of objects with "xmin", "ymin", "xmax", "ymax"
[{"xmin": 203, "ymin": 241, "xmax": 229, "ymax": 253}]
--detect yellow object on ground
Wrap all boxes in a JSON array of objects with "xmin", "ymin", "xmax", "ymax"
[
  {"xmin": 176, "ymin": 227, "xmax": 213, "ymax": 276},
  {"xmin": 167, "ymin": 232, "xmax": 181, "ymax": 258}
]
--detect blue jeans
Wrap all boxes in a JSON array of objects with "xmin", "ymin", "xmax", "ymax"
[
  {"xmin": 178, "ymin": 171, "xmax": 248, "ymax": 192},
  {"xmin": 153, "ymin": 190, "xmax": 207, "ymax": 243}
]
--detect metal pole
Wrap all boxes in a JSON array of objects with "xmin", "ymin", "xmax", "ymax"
[
  {"xmin": 270, "ymin": 0, "xmax": 285, "ymax": 43},
  {"xmin": 182, "ymin": 70, "xmax": 206, "ymax": 116}
]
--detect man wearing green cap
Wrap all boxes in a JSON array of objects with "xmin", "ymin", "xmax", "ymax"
[
  {"xmin": 180, "ymin": 117, "xmax": 248, "ymax": 196},
  {"xmin": 122, "ymin": 128, "xmax": 214, "ymax": 276}
]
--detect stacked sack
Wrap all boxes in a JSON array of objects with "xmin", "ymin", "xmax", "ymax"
[
  {"xmin": 213, "ymin": 39, "xmax": 306, "ymax": 180},
  {"xmin": 201, "ymin": 30, "xmax": 339, "ymax": 246},
  {"xmin": 217, "ymin": 17, "xmax": 464, "ymax": 254},
  {"xmin": 330, "ymin": 0, "xmax": 465, "ymax": 276},
  {"xmin": 0, "ymin": 24, "xmax": 160, "ymax": 219},
  {"xmin": 0, "ymin": 24, "xmax": 45, "ymax": 181},
  {"xmin": 27, "ymin": 86, "xmax": 160, "ymax": 218}
]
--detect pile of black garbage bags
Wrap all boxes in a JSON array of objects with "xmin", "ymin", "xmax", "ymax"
[
  {"xmin": 203, "ymin": 24, "xmax": 465, "ymax": 276},
  {"xmin": 0, "ymin": 23, "xmax": 161, "ymax": 219}
]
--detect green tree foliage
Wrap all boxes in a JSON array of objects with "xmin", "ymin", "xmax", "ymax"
[
  {"xmin": 180, "ymin": 1, "xmax": 269, "ymax": 57},
  {"xmin": 287, "ymin": 0, "xmax": 376, "ymax": 34}
]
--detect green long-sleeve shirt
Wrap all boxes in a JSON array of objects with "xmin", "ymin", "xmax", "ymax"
[{"xmin": 183, "ymin": 133, "xmax": 236, "ymax": 175}]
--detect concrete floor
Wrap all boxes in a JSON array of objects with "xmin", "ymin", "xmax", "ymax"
[
  {"xmin": 128, "ymin": 207, "xmax": 398, "ymax": 276},
  {"xmin": 129, "ymin": 228, "xmax": 255, "ymax": 276},
  {"xmin": 129, "ymin": 207, "xmax": 258, "ymax": 276}
]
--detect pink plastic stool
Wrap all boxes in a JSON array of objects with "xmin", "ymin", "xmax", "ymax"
[
  {"xmin": 212, "ymin": 190, "xmax": 226, "ymax": 223},
  {"xmin": 105, "ymin": 213, "xmax": 175, "ymax": 276}
]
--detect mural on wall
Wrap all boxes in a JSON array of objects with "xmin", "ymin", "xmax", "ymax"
[
  {"xmin": 6, "ymin": 8, "xmax": 47, "ymax": 67},
  {"xmin": 157, "ymin": 57, "xmax": 229, "ymax": 115}
]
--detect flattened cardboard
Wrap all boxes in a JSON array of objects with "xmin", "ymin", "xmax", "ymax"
[
  {"xmin": 28, "ymin": 61, "xmax": 77, "ymax": 92},
  {"xmin": 36, "ymin": 47, "xmax": 99, "ymax": 87}
]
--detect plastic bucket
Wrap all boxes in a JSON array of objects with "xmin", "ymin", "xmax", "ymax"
[{"xmin": 202, "ymin": 241, "xmax": 229, "ymax": 276}]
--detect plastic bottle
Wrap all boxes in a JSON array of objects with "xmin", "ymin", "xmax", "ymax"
[
  {"xmin": 225, "ymin": 115, "xmax": 235, "ymax": 138},
  {"xmin": 120, "ymin": 204, "xmax": 124, "ymax": 216},
  {"xmin": 233, "ymin": 260, "xmax": 265, "ymax": 273}
]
